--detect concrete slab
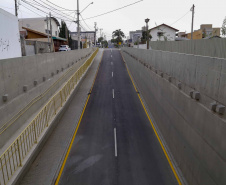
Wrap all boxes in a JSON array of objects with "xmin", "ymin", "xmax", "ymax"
[
  {"xmin": 195, "ymin": 56, "xmax": 222, "ymax": 100},
  {"xmin": 2, "ymin": 57, "xmax": 23, "ymax": 101},
  {"xmin": 218, "ymin": 58, "xmax": 226, "ymax": 105}
]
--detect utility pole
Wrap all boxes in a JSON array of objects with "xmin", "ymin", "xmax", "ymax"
[
  {"xmin": 65, "ymin": 24, "xmax": 68, "ymax": 42},
  {"xmin": 15, "ymin": 0, "xmax": 18, "ymax": 16},
  {"xmin": 46, "ymin": 15, "xmax": 50, "ymax": 52},
  {"xmin": 94, "ymin": 22, "xmax": 97, "ymax": 47},
  {"xmin": 77, "ymin": 0, "xmax": 80, "ymax": 50},
  {"xmin": 100, "ymin": 28, "xmax": 103, "ymax": 38},
  {"xmin": 191, "ymin": 4, "xmax": 195, "ymax": 40},
  {"xmin": 49, "ymin": 12, "xmax": 53, "ymax": 52},
  {"xmin": 145, "ymin": 18, "xmax": 150, "ymax": 49}
]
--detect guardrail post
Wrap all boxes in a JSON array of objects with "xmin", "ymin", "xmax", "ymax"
[
  {"xmin": 0, "ymin": 158, "xmax": 6, "ymax": 184},
  {"xmin": 16, "ymin": 140, "xmax": 22, "ymax": 167},
  {"xmin": 33, "ymin": 121, "xmax": 37, "ymax": 143},
  {"xmin": 54, "ymin": 98, "xmax": 56, "ymax": 115},
  {"xmin": 60, "ymin": 91, "xmax": 63, "ymax": 107},
  {"xmin": 45, "ymin": 107, "xmax": 48, "ymax": 127}
]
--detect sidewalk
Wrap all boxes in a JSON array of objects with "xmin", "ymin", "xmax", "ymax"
[{"xmin": 19, "ymin": 49, "xmax": 103, "ymax": 185}]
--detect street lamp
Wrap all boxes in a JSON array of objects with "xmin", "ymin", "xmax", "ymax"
[
  {"xmin": 80, "ymin": 2, "xmax": 94, "ymax": 14},
  {"xmin": 145, "ymin": 18, "xmax": 150, "ymax": 49}
]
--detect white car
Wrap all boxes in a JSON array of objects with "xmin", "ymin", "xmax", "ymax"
[{"xmin": 59, "ymin": 45, "xmax": 71, "ymax": 51}]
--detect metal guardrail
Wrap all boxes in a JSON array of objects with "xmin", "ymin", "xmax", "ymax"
[{"xmin": 0, "ymin": 48, "xmax": 98, "ymax": 185}]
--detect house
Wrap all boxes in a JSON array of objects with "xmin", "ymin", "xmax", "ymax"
[
  {"xmin": 21, "ymin": 27, "xmax": 67, "ymax": 53},
  {"xmin": 186, "ymin": 24, "xmax": 221, "ymax": 39},
  {"xmin": 19, "ymin": 17, "xmax": 60, "ymax": 37},
  {"xmin": 149, "ymin": 24, "xmax": 179, "ymax": 41},
  {"xmin": 70, "ymin": 31, "xmax": 95, "ymax": 48},
  {"xmin": 0, "ymin": 8, "xmax": 21, "ymax": 59}
]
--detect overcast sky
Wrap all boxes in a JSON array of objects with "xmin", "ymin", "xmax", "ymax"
[{"xmin": 1, "ymin": 0, "xmax": 225, "ymax": 40}]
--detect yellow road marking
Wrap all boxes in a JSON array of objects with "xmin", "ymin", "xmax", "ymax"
[
  {"xmin": 55, "ymin": 50, "xmax": 104, "ymax": 185},
  {"xmin": 120, "ymin": 52, "xmax": 182, "ymax": 185}
]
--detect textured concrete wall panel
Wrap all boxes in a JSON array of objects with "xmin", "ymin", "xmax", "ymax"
[{"xmin": 122, "ymin": 47, "xmax": 226, "ymax": 185}]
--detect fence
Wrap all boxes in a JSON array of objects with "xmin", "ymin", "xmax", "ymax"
[
  {"xmin": 149, "ymin": 38, "xmax": 226, "ymax": 58},
  {"xmin": 0, "ymin": 48, "xmax": 98, "ymax": 185}
]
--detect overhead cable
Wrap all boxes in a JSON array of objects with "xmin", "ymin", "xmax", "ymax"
[{"xmin": 82, "ymin": 0, "xmax": 143, "ymax": 21}]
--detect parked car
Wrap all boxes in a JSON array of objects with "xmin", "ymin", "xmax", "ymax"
[{"xmin": 59, "ymin": 45, "xmax": 71, "ymax": 51}]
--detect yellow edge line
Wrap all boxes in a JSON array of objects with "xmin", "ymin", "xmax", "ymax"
[
  {"xmin": 120, "ymin": 52, "xmax": 182, "ymax": 185},
  {"xmin": 55, "ymin": 50, "xmax": 104, "ymax": 185}
]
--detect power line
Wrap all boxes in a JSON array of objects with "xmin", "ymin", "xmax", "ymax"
[
  {"xmin": 82, "ymin": 0, "xmax": 143, "ymax": 21},
  {"xmin": 170, "ymin": 10, "xmax": 190, "ymax": 26},
  {"xmin": 28, "ymin": 0, "xmax": 75, "ymax": 21},
  {"xmin": 23, "ymin": 0, "xmax": 71, "ymax": 20},
  {"xmin": 46, "ymin": 0, "xmax": 76, "ymax": 11},
  {"xmin": 68, "ymin": 11, "xmax": 77, "ymax": 27},
  {"xmin": 21, "ymin": 0, "xmax": 49, "ymax": 15},
  {"xmin": 38, "ymin": 0, "xmax": 75, "ymax": 19},
  {"xmin": 80, "ymin": 14, "xmax": 92, "ymax": 30},
  {"xmin": 21, "ymin": 0, "xmax": 75, "ymax": 22},
  {"xmin": 20, "ymin": 4, "xmax": 44, "ymax": 17}
]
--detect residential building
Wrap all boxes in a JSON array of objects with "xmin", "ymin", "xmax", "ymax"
[
  {"xmin": 70, "ymin": 31, "xmax": 95, "ymax": 48},
  {"xmin": 149, "ymin": 24, "xmax": 179, "ymax": 41},
  {"xmin": 186, "ymin": 24, "xmax": 221, "ymax": 39},
  {"xmin": 177, "ymin": 32, "xmax": 186, "ymax": 38},
  {"xmin": 21, "ymin": 27, "xmax": 67, "ymax": 53},
  {"xmin": 0, "ymin": 8, "xmax": 21, "ymax": 59},
  {"xmin": 19, "ymin": 17, "xmax": 60, "ymax": 37},
  {"xmin": 186, "ymin": 30, "xmax": 203, "ymax": 40},
  {"xmin": 129, "ymin": 30, "xmax": 142, "ymax": 43}
]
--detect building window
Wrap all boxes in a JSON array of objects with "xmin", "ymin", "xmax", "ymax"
[
  {"xmin": 55, "ymin": 31, "xmax": 57, "ymax": 36},
  {"xmin": 45, "ymin": 29, "xmax": 50, "ymax": 34},
  {"xmin": 157, "ymin": 32, "xmax": 163, "ymax": 37}
]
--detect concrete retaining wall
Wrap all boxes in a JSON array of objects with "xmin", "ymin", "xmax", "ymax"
[
  {"xmin": 149, "ymin": 38, "xmax": 226, "ymax": 58},
  {"xmin": 121, "ymin": 47, "xmax": 226, "ymax": 185},
  {"xmin": 0, "ymin": 49, "xmax": 93, "ymax": 148}
]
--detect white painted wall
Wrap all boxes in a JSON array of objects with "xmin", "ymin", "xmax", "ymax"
[
  {"xmin": 19, "ymin": 18, "xmax": 59, "ymax": 36},
  {"xmin": 129, "ymin": 30, "xmax": 142, "ymax": 42},
  {"xmin": 150, "ymin": 25, "xmax": 176, "ymax": 41},
  {"xmin": 0, "ymin": 8, "xmax": 21, "ymax": 59},
  {"xmin": 133, "ymin": 44, "xmax": 147, "ymax": 49}
]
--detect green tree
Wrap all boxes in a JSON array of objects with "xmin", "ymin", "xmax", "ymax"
[
  {"xmin": 112, "ymin": 29, "xmax": 125, "ymax": 45},
  {"xmin": 221, "ymin": 16, "xmax": 226, "ymax": 37},
  {"xmin": 111, "ymin": 38, "xmax": 117, "ymax": 43},
  {"xmin": 101, "ymin": 40, "xmax": 108, "ymax": 48},
  {"xmin": 141, "ymin": 30, "xmax": 152, "ymax": 44},
  {"xmin": 98, "ymin": 37, "xmax": 104, "ymax": 43},
  {"xmin": 59, "ymin": 20, "xmax": 69, "ymax": 39}
]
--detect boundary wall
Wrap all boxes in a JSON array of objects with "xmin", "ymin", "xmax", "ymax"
[
  {"xmin": 0, "ymin": 49, "xmax": 98, "ymax": 185},
  {"xmin": 0, "ymin": 49, "xmax": 93, "ymax": 148},
  {"xmin": 149, "ymin": 38, "xmax": 226, "ymax": 58},
  {"xmin": 121, "ymin": 47, "xmax": 226, "ymax": 185}
]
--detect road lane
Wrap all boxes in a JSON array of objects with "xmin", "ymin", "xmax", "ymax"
[{"xmin": 58, "ymin": 49, "xmax": 178, "ymax": 185}]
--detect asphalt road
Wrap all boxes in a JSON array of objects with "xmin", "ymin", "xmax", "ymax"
[{"xmin": 58, "ymin": 49, "xmax": 178, "ymax": 185}]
